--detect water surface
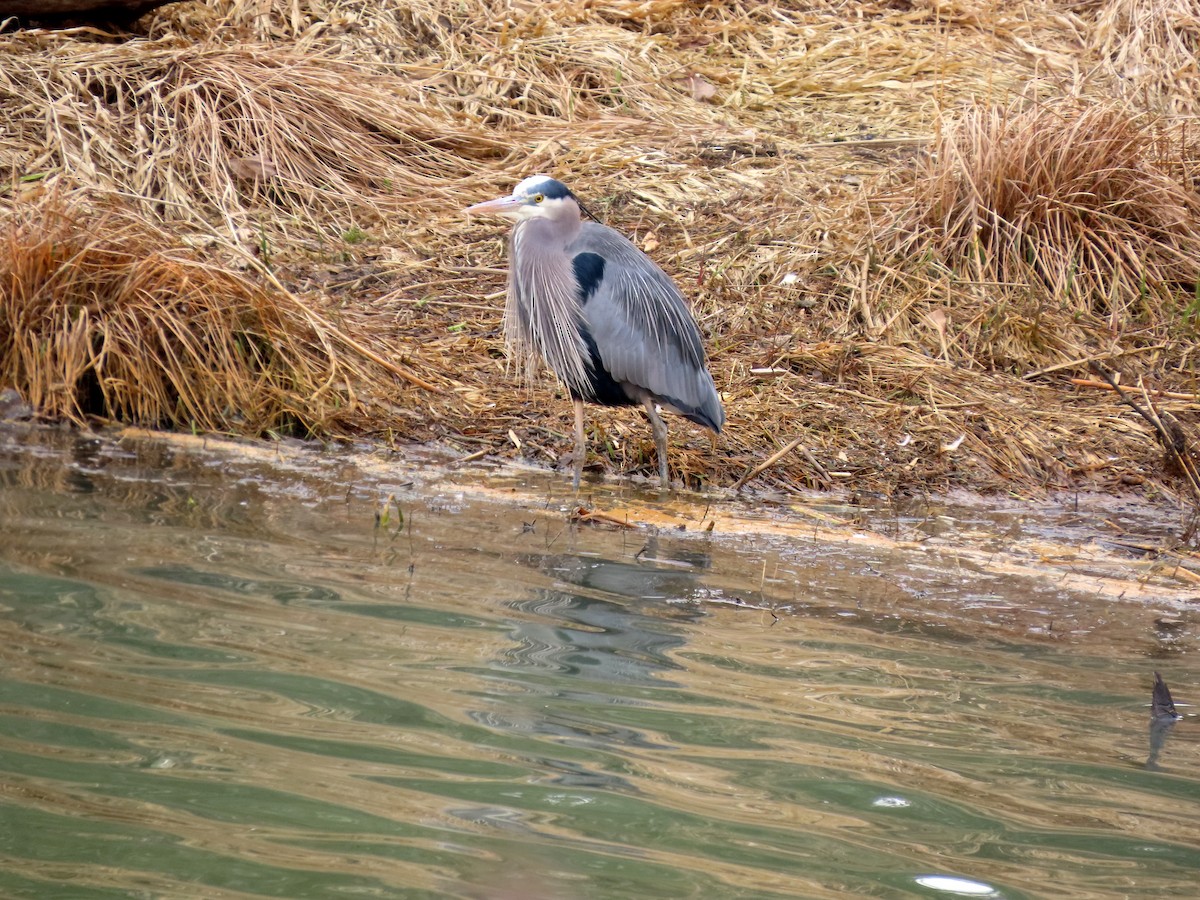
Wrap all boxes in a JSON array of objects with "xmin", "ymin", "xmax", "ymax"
[{"xmin": 1, "ymin": 426, "xmax": 1197, "ymax": 899}]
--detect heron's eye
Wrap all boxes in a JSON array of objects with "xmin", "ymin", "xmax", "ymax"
[{"xmin": 533, "ymin": 193, "xmax": 545, "ymax": 203}]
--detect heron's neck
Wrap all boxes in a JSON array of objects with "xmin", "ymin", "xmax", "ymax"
[{"xmin": 514, "ymin": 211, "xmax": 581, "ymax": 249}]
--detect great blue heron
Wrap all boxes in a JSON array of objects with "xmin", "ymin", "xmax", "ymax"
[{"xmin": 467, "ymin": 175, "xmax": 724, "ymax": 488}]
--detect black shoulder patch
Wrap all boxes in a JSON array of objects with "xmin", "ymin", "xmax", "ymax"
[{"xmin": 573, "ymin": 252, "xmax": 606, "ymax": 303}]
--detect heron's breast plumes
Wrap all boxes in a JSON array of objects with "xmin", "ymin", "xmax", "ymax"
[{"xmin": 506, "ymin": 218, "xmax": 592, "ymax": 394}]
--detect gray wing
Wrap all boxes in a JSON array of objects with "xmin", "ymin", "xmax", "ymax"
[{"xmin": 569, "ymin": 222, "xmax": 724, "ymax": 432}]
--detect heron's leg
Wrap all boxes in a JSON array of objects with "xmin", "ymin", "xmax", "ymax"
[
  {"xmin": 573, "ymin": 398, "xmax": 585, "ymax": 490},
  {"xmin": 642, "ymin": 398, "xmax": 670, "ymax": 488}
]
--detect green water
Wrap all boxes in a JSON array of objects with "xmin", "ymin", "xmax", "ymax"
[{"xmin": 0, "ymin": 427, "xmax": 1197, "ymax": 899}]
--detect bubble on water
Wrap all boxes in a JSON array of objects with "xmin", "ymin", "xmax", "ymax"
[
  {"xmin": 914, "ymin": 874, "xmax": 999, "ymax": 896},
  {"xmin": 871, "ymin": 796, "xmax": 911, "ymax": 808}
]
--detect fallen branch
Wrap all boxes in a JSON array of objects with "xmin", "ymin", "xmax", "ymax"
[
  {"xmin": 1090, "ymin": 362, "xmax": 1200, "ymax": 501},
  {"xmin": 1024, "ymin": 345, "xmax": 1167, "ymax": 380},
  {"xmin": 1070, "ymin": 377, "xmax": 1198, "ymax": 402},
  {"xmin": 734, "ymin": 436, "xmax": 805, "ymax": 491},
  {"xmin": 569, "ymin": 507, "xmax": 635, "ymax": 529}
]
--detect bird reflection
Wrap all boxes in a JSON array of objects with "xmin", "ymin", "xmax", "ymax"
[
  {"xmin": 502, "ymin": 542, "xmax": 710, "ymax": 686},
  {"xmin": 1146, "ymin": 671, "xmax": 1183, "ymax": 770},
  {"xmin": 468, "ymin": 541, "xmax": 710, "ymax": 757}
]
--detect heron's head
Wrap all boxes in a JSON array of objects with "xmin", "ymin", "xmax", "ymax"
[{"xmin": 466, "ymin": 175, "xmax": 580, "ymax": 223}]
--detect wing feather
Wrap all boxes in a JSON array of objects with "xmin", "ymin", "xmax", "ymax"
[{"xmin": 569, "ymin": 223, "xmax": 724, "ymax": 432}]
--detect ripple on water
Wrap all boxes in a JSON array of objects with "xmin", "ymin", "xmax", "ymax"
[{"xmin": 0, "ymin": 427, "xmax": 1198, "ymax": 899}]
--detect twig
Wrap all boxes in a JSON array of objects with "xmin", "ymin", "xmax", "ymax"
[
  {"xmin": 569, "ymin": 507, "xmax": 634, "ymax": 529},
  {"xmin": 1069, "ymin": 378, "xmax": 1198, "ymax": 402},
  {"xmin": 798, "ymin": 137, "xmax": 927, "ymax": 150},
  {"xmin": 1024, "ymin": 345, "xmax": 1166, "ymax": 379},
  {"xmin": 451, "ymin": 447, "xmax": 492, "ymax": 466},
  {"xmin": 733, "ymin": 436, "xmax": 805, "ymax": 491},
  {"xmin": 855, "ymin": 255, "xmax": 878, "ymax": 333},
  {"xmin": 1090, "ymin": 362, "xmax": 1200, "ymax": 500}
]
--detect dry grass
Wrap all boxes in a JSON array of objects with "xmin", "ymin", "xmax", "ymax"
[
  {"xmin": 0, "ymin": 38, "xmax": 501, "ymax": 233},
  {"xmin": 1088, "ymin": 0, "xmax": 1200, "ymax": 114},
  {"xmin": 1, "ymin": 0, "xmax": 1199, "ymax": 501},
  {"xmin": 859, "ymin": 98, "xmax": 1200, "ymax": 371},
  {"xmin": 0, "ymin": 187, "xmax": 386, "ymax": 435}
]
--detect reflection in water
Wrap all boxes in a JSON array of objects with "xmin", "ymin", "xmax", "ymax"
[
  {"xmin": 503, "ymin": 548, "xmax": 708, "ymax": 682},
  {"xmin": 503, "ymin": 589, "xmax": 686, "ymax": 685},
  {"xmin": 1147, "ymin": 671, "xmax": 1185, "ymax": 770},
  {"xmin": 473, "ymin": 551, "xmax": 708, "ymax": 761},
  {"xmin": 2, "ymin": 426, "xmax": 1200, "ymax": 899}
]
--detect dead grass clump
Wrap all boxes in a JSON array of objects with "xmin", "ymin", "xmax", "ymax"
[
  {"xmin": 0, "ymin": 40, "xmax": 498, "ymax": 232},
  {"xmin": 861, "ymin": 99, "xmax": 1200, "ymax": 369},
  {"xmin": 0, "ymin": 190, "xmax": 367, "ymax": 435},
  {"xmin": 1088, "ymin": 0, "xmax": 1200, "ymax": 114},
  {"xmin": 170, "ymin": 0, "xmax": 707, "ymax": 131},
  {"xmin": 188, "ymin": 0, "xmax": 694, "ymax": 47}
]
